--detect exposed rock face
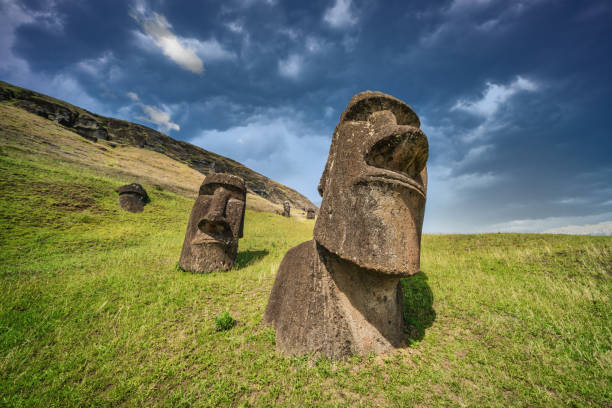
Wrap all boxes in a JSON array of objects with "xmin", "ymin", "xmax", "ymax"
[
  {"xmin": 282, "ymin": 201, "xmax": 291, "ymax": 217},
  {"xmin": 264, "ymin": 91, "xmax": 429, "ymax": 358},
  {"xmin": 116, "ymin": 183, "xmax": 149, "ymax": 213},
  {"xmin": 0, "ymin": 87, "xmax": 14, "ymax": 101},
  {"xmin": 73, "ymin": 115, "xmax": 108, "ymax": 142},
  {"xmin": 179, "ymin": 174, "xmax": 246, "ymax": 273},
  {"xmin": 306, "ymin": 209, "xmax": 316, "ymax": 219}
]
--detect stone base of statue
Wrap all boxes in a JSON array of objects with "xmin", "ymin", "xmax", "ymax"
[
  {"xmin": 179, "ymin": 241, "xmax": 238, "ymax": 273},
  {"xmin": 264, "ymin": 240, "xmax": 406, "ymax": 358}
]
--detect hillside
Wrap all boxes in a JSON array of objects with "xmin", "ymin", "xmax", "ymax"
[
  {"xmin": 1, "ymin": 143, "xmax": 610, "ymax": 406},
  {"xmin": 0, "ymin": 104, "xmax": 611, "ymax": 405},
  {"xmin": 1, "ymin": 80, "xmax": 611, "ymax": 407},
  {"xmin": 0, "ymin": 80, "xmax": 316, "ymax": 213}
]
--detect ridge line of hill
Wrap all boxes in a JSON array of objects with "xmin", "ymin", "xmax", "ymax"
[{"xmin": 0, "ymin": 80, "xmax": 316, "ymax": 211}]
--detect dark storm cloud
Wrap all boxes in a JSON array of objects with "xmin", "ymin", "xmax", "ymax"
[{"xmin": 1, "ymin": 0, "xmax": 611, "ymax": 232}]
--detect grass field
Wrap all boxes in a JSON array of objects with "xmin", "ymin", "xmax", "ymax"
[{"xmin": 1, "ymin": 114, "xmax": 611, "ymax": 407}]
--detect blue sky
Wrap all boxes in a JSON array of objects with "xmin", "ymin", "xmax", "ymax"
[{"xmin": 1, "ymin": 0, "xmax": 611, "ymax": 233}]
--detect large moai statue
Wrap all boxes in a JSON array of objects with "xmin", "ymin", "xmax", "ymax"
[
  {"xmin": 179, "ymin": 174, "xmax": 246, "ymax": 273},
  {"xmin": 264, "ymin": 91, "xmax": 428, "ymax": 358},
  {"xmin": 116, "ymin": 183, "xmax": 149, "ymax": 213},
  {"xmin": 282, "ymin": 201, "xmax": 291, "ymax": 217}
]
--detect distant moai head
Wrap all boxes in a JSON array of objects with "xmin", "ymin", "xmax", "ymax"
[
  {"xmin": 306, "ymin": 208, "xmax": 316, "ymax": 219},
  {"xmin": 116, "ymin": 183, "xmax": 149, "ymax": 213},
  {"xmin": 282, "ymin": 201, "xmax": 291, "ymax": 217},
  {"xmin": 179, "ymin": 173, "xmax": 246, "ymax": 273},
  {"xmin": 314, "ymin": 91, "xmax": 428, "ymax": 275}
]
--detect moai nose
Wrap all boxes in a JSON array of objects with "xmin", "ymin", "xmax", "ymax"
[
  {"xmin": 205, "ymin": 187, "xmax": 230, "ymax": 221},
  {"xmin": 366, "ymin": 125, "xmax": 428, "ymax": 178}
]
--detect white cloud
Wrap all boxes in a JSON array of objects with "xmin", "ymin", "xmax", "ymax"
[
  {"xmin": 448, "ymin": 0, "xmax": 495, "ymax": 13},
  {"xmin": 131, "ymin": 9, "xmax": 235, "ymax": 74},
  {"xmin": 189, "ymin": 109, "xmax": 330, "ymax": 202},
  {"xmin": 126, "ymin": 91, "xmax": 180, "ymax": 133},
  {"xmin": 323, "ymin": 0, "xmax": 358, "ymax": 28},
  {"xmin": 557, "ymin": 197, "xmax": 589, "ymax": 205},
  {"xmin": 486, "ymin": 212, "xmax": 612, "ymax": 234},
  {"xmin": 138, "ymin": 104, "xmax": 180, "ymax": 133},
  {"xmin": 225, "ymin": 21, "xmax": 244, "ymax": 33},
  {"xmin": 0, "ymin": 0, "xmax": 64, "ymax": 75},
  {"xmin": 453, "ymin": 76, "xmax": 538, "ymax": 117},
  {"xmin": 305, "ymin": 36, "xmax": 329, "ymax": 54},
  {"xmin": 544, "ymin": 220, "xmax": 612, "ymax": 236},
  {"xmin": 76, "ymin": 51, "xmax": 122, "ymax": 81},
  {"xmin": 278, "ymin": 54, "xmax": 304, "ymax": 79},
  {"xmin": 0, "ymin": 1, "xmax": 111, "ymax": 116},
  {"xmin": 421, "ymin": 0, "xmax": 545, "ymax": 46}
]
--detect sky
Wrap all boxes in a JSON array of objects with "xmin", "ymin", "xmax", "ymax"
[{"xmin": 1, "ymin": 0, "xmax": 611, "ymax": 234}]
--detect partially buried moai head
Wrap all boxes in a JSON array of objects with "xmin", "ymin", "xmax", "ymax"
[
  {"xmin": 179, "ymin": 173, "xmax": 246, "ymax": 273},
  {"xmin": 314, "ymin": 91, "xmax": 428, "ymax": 276},
  {"xmin": 116, "ymin": 183, "xmax": 149, "ymax": 213}
]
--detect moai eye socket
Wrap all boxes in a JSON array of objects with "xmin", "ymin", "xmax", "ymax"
[{"xmin": 365, "ymin": 127, "xmax": 428, "ymax": 178}]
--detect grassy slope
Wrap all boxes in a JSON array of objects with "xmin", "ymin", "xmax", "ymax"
[
  {"xmin": 1, "ymin": 108, "xmax": 611, "ymax": 407},
  {"xmin": 0, "ymin": 103, "xmax": 296, "ymax": 217},
  {"xmin": 0, "ymin": 80, "xmax": 316, "ymax": 212}
]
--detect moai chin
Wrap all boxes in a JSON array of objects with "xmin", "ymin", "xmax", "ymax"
[
  {"xmin": 264, "ymin": 91, "xmax": 428, "ymax": 358},
  {"xmin": 282, "ymin": 201, "xmax": 291, "ymax": 217},
  {"xmin": 116, "ymin": 183, "xmax": 149, "ymax": 213},
  {"xmin": 179, "ymin": 174, "xmax": 246, "ymax": 273}
]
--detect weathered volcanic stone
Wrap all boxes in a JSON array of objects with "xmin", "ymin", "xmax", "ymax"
[
  {"xmin": 306, "ymin": 208, "xmax": 316, "ymax": 219},
  {"xmin": 116, "ymin": 183, "xmax": 149, "ymax": 213},
  {"xmin": 179, "ymin": 173, "xmax": 246, "ymax": 273},
  {"xmin": 282, "ymin": 201, "xmax": 291, "ymax": 217},
  {"xmin": 264, "ymin": 91, "xmax": 429, "ymax": 358}
]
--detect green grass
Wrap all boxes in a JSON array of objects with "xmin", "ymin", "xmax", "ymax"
[{"xmin": 1, "ymin": 150, "xmax": 611, "ymax": 407}]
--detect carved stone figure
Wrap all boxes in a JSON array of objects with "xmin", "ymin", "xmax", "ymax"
[
  {"xmin": 179, "ymin": 173, "xmax": 246, "ymax": 273},
  {"xmin": 264, "ymin": 91, "xmax": 428, "ymax": 358},
  {"xmin": 306, "ymin": 208, "xmax": 316, "ymax": 219},
  {"xmin": 282, "ymin": 201, "xmax": 291, "ymax": 217},
  {"xmin": 116, "ymin": 183, "xmax": 149, "ymax": 213}
]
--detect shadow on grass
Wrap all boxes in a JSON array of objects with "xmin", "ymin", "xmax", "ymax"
[
  {"xmin": 401, "ymin": 271, "xmax": 436, "ymax": 343},
  {"xmin": 235, "ymin": 249, "xmax": 269, "ymax": 269}
]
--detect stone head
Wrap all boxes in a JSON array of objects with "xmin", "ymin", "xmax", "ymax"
[
  {"xmin": 117, "ymin": 183, "xmax": 149, "ymax": 213},
  {"xmin": 179, "ymin": 173, "xmax": 246, "ymax": 272},
  {"xmin": 314, "ymin": 91, "xmax": 428, "ymax": 276}
]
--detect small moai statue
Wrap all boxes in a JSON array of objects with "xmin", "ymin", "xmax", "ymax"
[
  {"xmin": 306, "ymin": 209, "xmax": 316, "ymax": 219},
  {"xmin": 116, "ymin": 183, "xmax": 149, "ymax": 213},
  {"xmin": 179, "ymin": 174, "xmax": 246, "ymax": 273},
  {"xmin": 282, "ymin": 201, "xmax": 291, "ymax": 217},
  {"xmin": 264, "ymin": 91, "xmax": 428, "ymax": 358}
]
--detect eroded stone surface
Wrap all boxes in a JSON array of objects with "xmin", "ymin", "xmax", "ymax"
[
  {"xmin": 116, "ymin": 183, "xmax": 149, "ymax": 213},
  {"xmin": 179, "ymin": 173, "xmax": 246, "ymax": 273},
  {"xmin": 264, "ymin": 91, "xmax": 429, "ymax": 358}
]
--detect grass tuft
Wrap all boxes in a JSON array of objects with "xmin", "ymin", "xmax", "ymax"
[{"xmin": 215, "ymin": 311, "xmax": 237, "ymax": 332}]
